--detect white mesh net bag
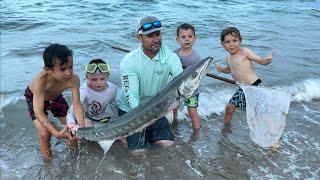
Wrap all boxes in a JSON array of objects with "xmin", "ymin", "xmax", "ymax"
[{"xmin": 240, "ymin": 85, "xmax": 291, "ymax": 148}]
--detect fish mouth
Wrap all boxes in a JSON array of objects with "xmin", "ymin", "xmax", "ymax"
[
  {"xmin": 177, "ymin": 57, "xmax": 213, "ymax": 98},
  {"xmin": 198, "ymin": 58, "xmax": 212, "ymax": 79}
]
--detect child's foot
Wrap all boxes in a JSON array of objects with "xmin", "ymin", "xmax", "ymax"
[
  {"xmin": 188, "ymin": 128, "xmax": 200, "ymax": 143},
  {"xmin": 272, "ymin": 141, "xmax": 280, "ymax": 149},
  {"xmin": 270, "ymin": 141, "xmax": 280, "ymax": 152},
  {"xmin": 221, "ymin": 123, "xmax": 232, "ymax": 136}
]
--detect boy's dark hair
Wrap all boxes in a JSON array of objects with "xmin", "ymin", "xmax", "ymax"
[
  {"xmin": 220, "ymin": 27, "xmax": 242, "ymax": 42},
  {"xmin": 43, "ymin": 44, "xmax": 73, "ymax": 69},
  {"xmin": 176, "ymin": 23, "xmax": 196, "ymax": 37},
  {"xmin": 89, "ymin": 59, "xmax": 106, "ymax": 64}
]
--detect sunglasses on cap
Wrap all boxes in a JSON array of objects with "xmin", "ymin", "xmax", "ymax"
[
  {"xmin": 140, "ymin": 20, "xmax": 161, "ymax": 32},
  {"xmin": 84, "ymin": 63, "xmax": 110, "ymax": 74}
]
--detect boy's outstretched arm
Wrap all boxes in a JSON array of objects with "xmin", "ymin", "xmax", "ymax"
[
  {"xmin": 215, "ymin": 63, "xmax": 230, "ymax": 74},
  {"xmin": 33, "ymin": 79, "xmax": 71, "ymax": 139},
  {"xmin": 70, "ymin": 74, "xmax": 85, "ymax": 127},
  {"xmin": 247, "ymin": 49, "xmax": 274, "ymax": 65}
]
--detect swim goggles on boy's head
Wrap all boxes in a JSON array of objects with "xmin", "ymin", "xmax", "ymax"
[
  {"xmin": 139, "ymin": 20, "xmax": 161, "ymax": 32},
  {"xmin": 84, "ymin": 63, "xmax": 110, "ymax": 74}
]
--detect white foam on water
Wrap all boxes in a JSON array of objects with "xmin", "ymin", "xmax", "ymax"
[
  {"xmin": 177, "ymin": 85, "xmax": 236, "ymax": 120},
  {"xmin": 275, "ymin": 78, "xmax": 320, "ymax": 102},
  {"xmin": 281, "ymin": 129, "xmax": 319, "ymax": 179},
  {"xmin": 302, "ymin": 115, "xmax": 320, "ymax": 126},
  {"xmin": 112, "ymin": 166, "xmax": 124, "ymax": 174},
  {"xmin": 185, "ymin": 159, "xmax": 203, "ymax": 177},
  {"xmin": 177, "ymin": 77, "xmax": 320, "ymax": 122},
  {"xmin": 0, "ymin": 93, "xmax": 24, "ymax": 110}
]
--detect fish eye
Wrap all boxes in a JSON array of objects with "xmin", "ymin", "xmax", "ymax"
[{"xmin": 192, "ymin": 72, "xmax": 198, "ymax": 78}]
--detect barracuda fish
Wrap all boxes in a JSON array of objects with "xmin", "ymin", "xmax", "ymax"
[{"xmin": 77, "ymin": 57, "xmax": 213, "ymax": 152}]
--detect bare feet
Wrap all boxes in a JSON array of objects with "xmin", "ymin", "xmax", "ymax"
[
  {"xmin": 188, "ymin": 128, "xmax": 200, "ymax": 143},
  {"xmin": 270, "ymin": 141, "xmax": 280, "ymax": 153},
  {"xmin": 221, "ymin": 123, "xmax": 232, "ymax": 136}
]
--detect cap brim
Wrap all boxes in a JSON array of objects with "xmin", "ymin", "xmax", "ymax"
[{"xmin": 139, "ymin": 27, "xmax": 162, "ymax": 35}]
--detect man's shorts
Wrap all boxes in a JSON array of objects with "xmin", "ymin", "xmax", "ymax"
[
  {"xmin": 24, "ymin": 86, "xmax": 69, "ymax": 121},
  {"xmin": 119, "ymin": 109, "xmax": 174, "ymax": 150},
  {"xmin": 229, "ymin": 79, "xmax": 262, "ymax": 109},
  {"xmin": 184, "ymin": 94, "xmax": 199, "ymax": 108}
]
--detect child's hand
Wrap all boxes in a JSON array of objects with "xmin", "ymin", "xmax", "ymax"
[
  {"xmin": 56, "ymin": 126, "xmax": 73, "ymax": 140},
  {"xmin": 215, "ymin": 63, "xmax": 223, "ymax": 73},
  {"xmin": 67, "ymin": 123, "xmax": 80, "ymax": 134},
  {"xmin": 265, "ymin": 51, "xmax": 274, "ymax": 65}
]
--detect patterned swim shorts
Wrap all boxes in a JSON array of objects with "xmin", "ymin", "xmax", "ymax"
[
  {"xmin": 229, "ymin": 79, "xmax": 262, "ymax": 109},
  {"xmin": 24, "ymin": 86, "xmax": 69, "ymax": 121},
  {"xmin": 184, "ymin": 94, "xmax": 199, "ymax": 108}
]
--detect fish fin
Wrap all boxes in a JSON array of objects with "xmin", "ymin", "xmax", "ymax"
[
  {"xmin": 98, "ymin": 140, "xmax": 115, "ymax": 153},
  {"xmin": 164, "ymin": 111, "xmax": 174, "ymax": 124}
]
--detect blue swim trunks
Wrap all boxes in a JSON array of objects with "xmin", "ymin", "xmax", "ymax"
[
  {"xmin": 229, "ymin": 79, "xmax": 262, "ymax": 109},
  {"xmin": 119, "ymin": 108, "xmax": 174, "ymax": 150}
]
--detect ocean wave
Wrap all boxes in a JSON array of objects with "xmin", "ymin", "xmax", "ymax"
[
  {"xmin": 0, "ymin": 92, "xmax": 25, "ymax": 111},
  {"xmin": 274, "ymin": 77, "xmax": 320, "ymax": 102},
  {"xmin": 1, "ymin": 78, "xmax": 319, "ymax": 113},
  {"xmin": 188, "ymin": 77, "xmax": 320, "ymax": 118}
]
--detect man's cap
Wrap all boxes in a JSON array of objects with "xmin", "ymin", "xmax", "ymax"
[{"xmin": 137, "ymin": 16, "xmax": 162, "ymax": 35}]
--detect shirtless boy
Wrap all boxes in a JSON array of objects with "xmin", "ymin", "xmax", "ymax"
[
  {"xmin": 215, "ymin": 27, "xmax": 273, "ymax": 126},
  {"xmin": 24, "ymin": 43, "xmax": 84, "ymax": 159}
]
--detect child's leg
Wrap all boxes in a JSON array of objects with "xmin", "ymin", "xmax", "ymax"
[
  {"xmin": 33, "ymin": 119, "xmax": 52, "ymax": 160},
  {"xmin": 187, "ymin": 107, "xmax": 200, "ymax": 130},
  {"xmin": 224, "ymin": 103, "xmax": 236, "ymax": 125},
  {"xmin": 172, "ymin": 103, "xmax": 180, "ymax": 121},
  {"xmin": 171, "ymin": 104, "xmax": 180, "ymax": 129}
]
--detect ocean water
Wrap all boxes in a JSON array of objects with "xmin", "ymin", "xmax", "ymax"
[{"xmin": 1, "ymin": 0, "xmax": 320, "ymax": 179}]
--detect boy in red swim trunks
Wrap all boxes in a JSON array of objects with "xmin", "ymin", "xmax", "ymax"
[{"xmin": 24, "ymin": 43, "xmax": 85, "ymax": 160}]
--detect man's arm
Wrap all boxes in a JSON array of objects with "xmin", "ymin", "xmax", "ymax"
[
  {"xmin": 247, "ymin": 48, "xmax": 273, "ymax": 65},
  {"xmin": 170, "ymin": 53, "xmax": 183, "ymax": 78},
  {"xmin": 120, "ymin": 59, "xmax": 140, "ymax": 109},
  {"xmin": 70, "ymin": 74, "xmax": 85, "ymax": 127}
]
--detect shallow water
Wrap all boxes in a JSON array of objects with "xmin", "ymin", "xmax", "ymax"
[{"xmin": 1, "ymin": 0, "xmax": 320, "ymax": 179}]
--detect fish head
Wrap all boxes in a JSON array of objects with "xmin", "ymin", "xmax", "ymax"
[{"xmin": 177, "ymin": 57, "xmax": 212, "ymax": 98}]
